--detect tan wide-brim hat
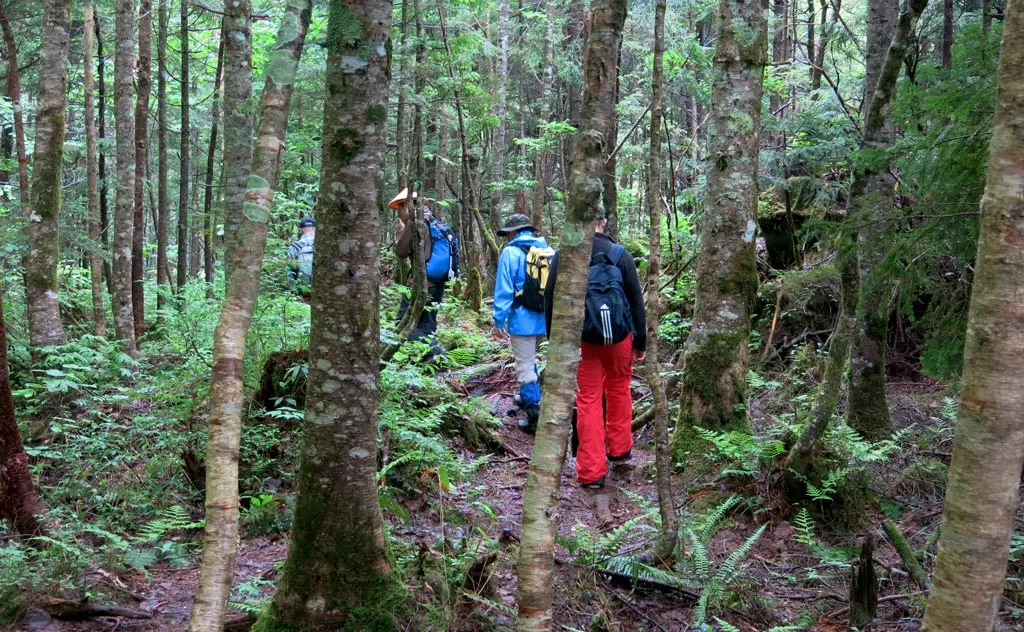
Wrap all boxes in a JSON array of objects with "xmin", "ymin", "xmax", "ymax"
[{"xmin": 388, "ymin": 188, "xmax": 428, "ymax": 210}]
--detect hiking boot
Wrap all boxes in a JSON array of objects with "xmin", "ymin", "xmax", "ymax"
[
  {"xmin": 512, "ymin": 394, "xmax": 523, "ymax": 408},
  {"xmin": 517, "ymin": 417, "xmax": 537, "ymax": 434},
  {"xmin": 580, "ymin": 476, "xmax": 606, "ymax": 489}
]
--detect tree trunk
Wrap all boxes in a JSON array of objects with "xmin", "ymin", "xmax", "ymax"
[
  {"xmin": 670, "ymin": 0, "xmax": 767, "ymax": 458},
  {"xmin": 807, "ymin": 0, "xmax": 815, "ymax": 74},
  {"xmin": 156, "ymin": 0, "xmax": 169, "ymax": 311},
  {"xmin": 983, "ymin": 0, "xmax": 991, "ymax": 32},
  {"xmin": 252, "ymin": 3, "xmax": 402, "ymax": 630},
  {"xmin": 532, "ymin": 0, "xmax": 554, "ymax": 231},
  {"xmin": 810, "ymin": 0, "xmax": 839, "ymax": 91},
  {"xmin": 23, "ymin": 0, "xmax": 72, "ymax": 350},
  {"xmin": 85, "ymin": 6, "xmax": 106, "ymax": 337},
  {"xmin": 516, "ymin": 2, "xmax": 626, "ymax": 629},
  {"xmin": 602, "ymin": 39, "xmax": 622, "ymax": 240},
  {"xmin": 113, "ymin": 0, "xmax": 138, "ymax": 353},
  {"xmin": 97, "ymin": 18, "xmax": 113, "ymax": 297},
  {"xmin": 176, "ymin": 0, "xmax": 190, "ymax": 292},
  {"xmin": 646, "ymin": 0, "xmax": 677, "ymax": 565},
  {"xmin": 219, "ymin": 0, "xmax": 254, "ymax": 282},
  {"xmin": 941, "ymin": 0, "xmax": 953, "ymax": 68},
  {"xmin": 395, "ymin": 0, "xmax": 408, "ymax": 188},
  {"xmin": 0, "ymin": 0, "xmax": 29, "ymax": 207},
  {"xmin": 847, "ymin": 0, "xmax": 923, "ymax": 441},
  {"xmin": 921, "ymin": 3, "xmax": 1024, "ymax": 628},
  {"xmin": 203, "ymin": 34, "xmax": 225, "ymax": 291},
  {"xmin": 188, "ymin": 3, "xmax": 312, "ymax": 631},
  {"xmin": 0, "ymin": 291, "xmax": 45, "ymax": 536},
  {"xmin": 771, "ymin": 0, "xmax": 789, "ymax": 129},
  {"xmin": 493, "ymin": 0, "xmax": 510, "ymax": 230},
  {"xmin": 132, "ymin": 0, "xmax": 151, "ymax": 340}
]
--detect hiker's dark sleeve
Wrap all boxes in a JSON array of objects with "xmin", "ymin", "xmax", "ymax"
[
  {"xmin": 543, "ymin": 251, "xmax": 559, "ymax": 338},
  {"xmin": 395, "ymin": 221, "xmax": 413, "ymax": 259},
  {"xmin": 619, "ymin": 252, "xmax": 647, "ymax": 351},
  {"xmin": 421, "ymin": 220, "xmax": 432, "ymax": 263}
]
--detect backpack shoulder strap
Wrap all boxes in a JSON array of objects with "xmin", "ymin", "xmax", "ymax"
[{"xmin": 606, "ymin": 244, "xmax": 627, "ymax": 266}]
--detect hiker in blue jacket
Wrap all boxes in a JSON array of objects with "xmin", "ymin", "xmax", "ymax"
[{"xmin": 493, "ymin": 214, "xmax": 552, "ymax": 433}]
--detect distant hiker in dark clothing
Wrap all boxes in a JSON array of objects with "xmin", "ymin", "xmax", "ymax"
[
  {"xmin": 391, "ymin": 188, "xmax": 460, "ymax": 341},
  {"xmin": 493, "ymin": 214, "xmax": 553, "ymax": 433},
  {"xmin": 288, "ymin": 217, "xmax": 316, "ymax": 295},
  {"xmin": 544, "ymin": 206, "xmax": 647, "ymax": 488}
]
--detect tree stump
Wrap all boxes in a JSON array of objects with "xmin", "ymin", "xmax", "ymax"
[{"xmin": 849, "ymin": 534, "xmax": 878, "ymax": 628}]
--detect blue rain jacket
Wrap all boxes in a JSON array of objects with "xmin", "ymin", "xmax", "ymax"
[{"xmin": 493, "ymin": 231, "xmax": 549, "ymax": 336}]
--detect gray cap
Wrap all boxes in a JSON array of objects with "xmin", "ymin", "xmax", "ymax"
[{"xmin": 497, "ymin": 213, "xmax": 537, "ymax": 236}]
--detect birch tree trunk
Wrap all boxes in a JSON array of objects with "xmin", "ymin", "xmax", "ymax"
[
  {"xmin": 176, "ymin": 0, "xmax": 190, "ymax": 292},
  {"xmin": 156, "ymin": 0, "xmax": 169, "ymax": 310},
  {"xmin": 188, "ymin": 3, "xmax": 312, "ymax": 630},
  {"xmin": 493, "ymin": 0, "xmax": 510, "ymax": 229},
  {"xmin": 847, "ymin": 0, "xmax": 924, "ymax": 440},
  {"xmin": 132, "ymin": 0, "xmax": 152, "ymax": 340},
  {"xmin": 220, "ymin": 0, "xmax": 253, "ymax": 282},
  {"xmin": 646, "ymin": 0, "xmax": 677, "ymax": 564},
  {"xmin": 113, "ymin": 0, "xmax": 138, "ymax": 353},
  {"xmin": 253, "ymin": 2, "xmax": 404, "ymax": 629},
  {"xmin": 670, "ymin": 0, "xmax": 767, "ymax": 458},
  {"xmin": 517, "ymin": 1, "xmax": 627, "ymax": 629},
  {"xmin": 0, "ymin": 291, "xmax": 46, "ymax": 537},
  {"xmin": 0, "ymin": 0, "xmax": 28, "ymax": 207},
  {"xmin": 23, "ymin": 0, "xmax": 72, "ymax": 350},
  {"xmin": 921, "ymin": 3, "xmax": 1024, "ymax": 629},
  {"xmin": 97, "ymin": 19, "xmax": 113, "ymax": 296},
  {"xmin": 85, "ymin": 6, "xmax": 106, "ymax": 337}
]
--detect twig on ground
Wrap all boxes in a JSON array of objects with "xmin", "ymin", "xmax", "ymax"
[{"xmin": 823, "ymin": 591, "xmax": 927, "ymax": 620}]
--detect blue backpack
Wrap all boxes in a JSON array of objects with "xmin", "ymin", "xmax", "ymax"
[
  {"xmin": 581, "ymin": 244, "xmax": 633, "ymax": 346},
  {"xmin": 425, "ymin": 220, "xmax": 460, "ymax": 283}
]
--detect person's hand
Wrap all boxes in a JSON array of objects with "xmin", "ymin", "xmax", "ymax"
[{"xmin": 633, "ymin": 350, "xmax": 646, "ymax": 362}]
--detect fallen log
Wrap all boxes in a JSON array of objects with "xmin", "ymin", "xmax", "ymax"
[{"xmin": 41, "ymin": 597, "xmax": 152, "ymax": 620}]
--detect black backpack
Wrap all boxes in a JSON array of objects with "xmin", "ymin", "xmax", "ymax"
[{"xmin": 581, "ymin": 244, "xmax": 633, "ymax": 346}]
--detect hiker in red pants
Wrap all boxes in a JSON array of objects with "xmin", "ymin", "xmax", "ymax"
[{"xmin": 545, "ymin": 205, "xmax": 647, "ymax": 488}]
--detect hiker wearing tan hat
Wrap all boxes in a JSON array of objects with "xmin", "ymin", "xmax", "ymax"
[{"xmin": 391, "ymin": 188, "xmax": 461, "ymax": 343}]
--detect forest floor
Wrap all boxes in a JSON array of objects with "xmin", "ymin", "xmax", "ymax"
[{"xmin": 8, "ymin": 346, "xmax": 1022, "ymax": 632}]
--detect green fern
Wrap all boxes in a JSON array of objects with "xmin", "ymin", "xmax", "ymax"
[
  {"xmin": 134, "ymin": 505, "xmax": 204, "ymax": 543},
  {"xmin": 793, "ymin": 508, "xmax": 816, "ymax": 547}
]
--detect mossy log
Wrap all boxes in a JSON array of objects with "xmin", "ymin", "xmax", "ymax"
[{"xmin": 883, "ymin": 520, "xmax": 929, "ymax": 589}]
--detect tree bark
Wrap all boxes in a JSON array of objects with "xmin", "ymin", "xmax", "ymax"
[
  {"xmin": 132, "ymin": 0, "xmax": 152, "ymax": 340},
  {"xmin": 219, "ymin": 0, "xmax": 254, "ymax": 282},
  {"xmin": 921, "ymin": 2, "xmax": 1024, "ymax": 628},
  {"xmin": 203, "ymin": 34, "xmax": 225, "ymax": 290},
  {"xmin": 113, "ymin": 0, "xmax": 138, "ymax": 353},
  {"xmin": 188, "ymin": 3, "xmax": 312, "ymax": 631},
  {"xmin": 941, "ymin": 0, "xmax": 953, "ymax": 68},
  {"xmin": 531, "ymin": 0, "xmax": 554, "ymax": 231},
  {"xmin": 646, "ymin": 0, "xmax": 677, "ymax": 565},
  {"xmin": 670, "ymin": 0, "xmax": 767, "ymax": 458},
  {"xmin": 516, "ymin": 2, "xmax": 626, "ymax": 629},
  {"xmin": 97, "ymin": 18, "xmax": 113, "ymax": 297},
  {"xmin": 395, "ymin": 0, "xmax": 408, "ymax": 188},
  {"xmin": 0, "ymin": 290, "xmax": 45, "ymax": 537},
  {"xmin": 602, "ymin": 39, "xmax": 622, "ymax": 240},
  {"xmin": 492, "ymin": 0, "xmax": 510, "ymax": 233},
  {"xmin": 810, "ymin": 0, "xmax": 839, "ymax": 91},
  {"xmin": 847, "ymin": 0, "xmax": 925, "ymax": 441},
  {"xmin": 156, "ymin": 0, "xmax": 169, "ymax": 311},
  {"xmin": 0, "ymin": 0, "xmax": 29, "ymax": 207},
  {"xmin": 85, "ymin": 5, "xmax": 106, "ymax": 337},
  {"xmin": 771, "ymin": 0, "xmax": 789, "ymax": 129},
  {"xmin": 23, "ymin": 0, "xmax": 72, "ymax": 350},
  {"xmin": 176, "ymin": 0, "xmax": 190, "ymax": 292},
  {"xmin": 252, "ymin": 3, "xmax": 403, "ymax": 630}
]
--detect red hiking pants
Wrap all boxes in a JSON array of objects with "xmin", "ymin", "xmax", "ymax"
[{"xmin": 575, "ymin": 335, "xmax": 634, "ymax": 485}]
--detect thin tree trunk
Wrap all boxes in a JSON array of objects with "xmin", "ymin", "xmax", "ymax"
[
  {"xmin": 0, "ymin": 291, "xmax": 45, "ymax": 536},
  {"xmin": 0, "ymin": 0, "xmax": 29, "ymax": 207},
  {"xmin": 941, "ymin": 0, "xmax": 953, "ymax": 68},
  {"xmin": 132, "ymin": 0, "xmax": 151, "ymax": 340},
  {"xmin": 188, "ymin": 3, "xmax": 312, "ymax": 631},
  {"xmin": 395, "ymin": 0, "xmax": 408, "ymax": 188},
  {"xmin": 97, "ymin": 18, "xmax": 113, "ymax": 297},
  {"xmin": 983, "ymin": 0, "xmax": 991, "ymax": 32},
  {"xmin": 85, "ymin": 5, "xmax": 106, "ymax": 337},
  {"xmin": 176, "ymin": 0, "xmax": 190, "ymax": 292},
  {"xmin": 517, "ymin": 2, "xmax": 626, "ymax": 629},
  {"xmin": 253, "ymin": 3, "xmax": 402, "ymax": 629},
  {"xmin": 493, "ymin": 0, "xmax": 510, "ymax": 231},
  {"xmin": 811, "ymin": 0, "xmax": 838, "ymax": 91},
  {"xmin": 156, "ymin": 0, "xmax": 169, "ymax": 311},
  {"xmin": 532, "ymin": 0, "xmax": 554, "ymax": 231},
  {"xmin": 921, "ymin": 3, "xmax": 1024, "ymax": 627},
  {"xmin": 771, "ymin": 0, "xmax": 789, "ymax": 133},
  {"xmin": 220, "ymin": 0, "xmax": 253, "ymax": 282},
  {"xmin": 807, "ymin": 0, "xmax": 815, "ymax": 73},
  {"xmin": 646, "ymin": 0, "xmax": 677, "ymax": 565},
  {"xmin": 203, "ymin": 35, "xmax": 225, "ymax": 290},
  {"xmin": 602, "ymin": 39, "xmax": 622, "ymax": 240},
  {"xmin": 846, "ymin": 0, "xmax": 916, "ymax": 441},
  {"xmin": 670, "ymin": 0, "xmax": 767, "ymax": 458},
  {"xmin": 24, "ymin": 0, "xmax": 72, "ymax": 350},
  {"xmin": 113, "ymin": 0, "xmax": 138, "ymax": 353}
]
